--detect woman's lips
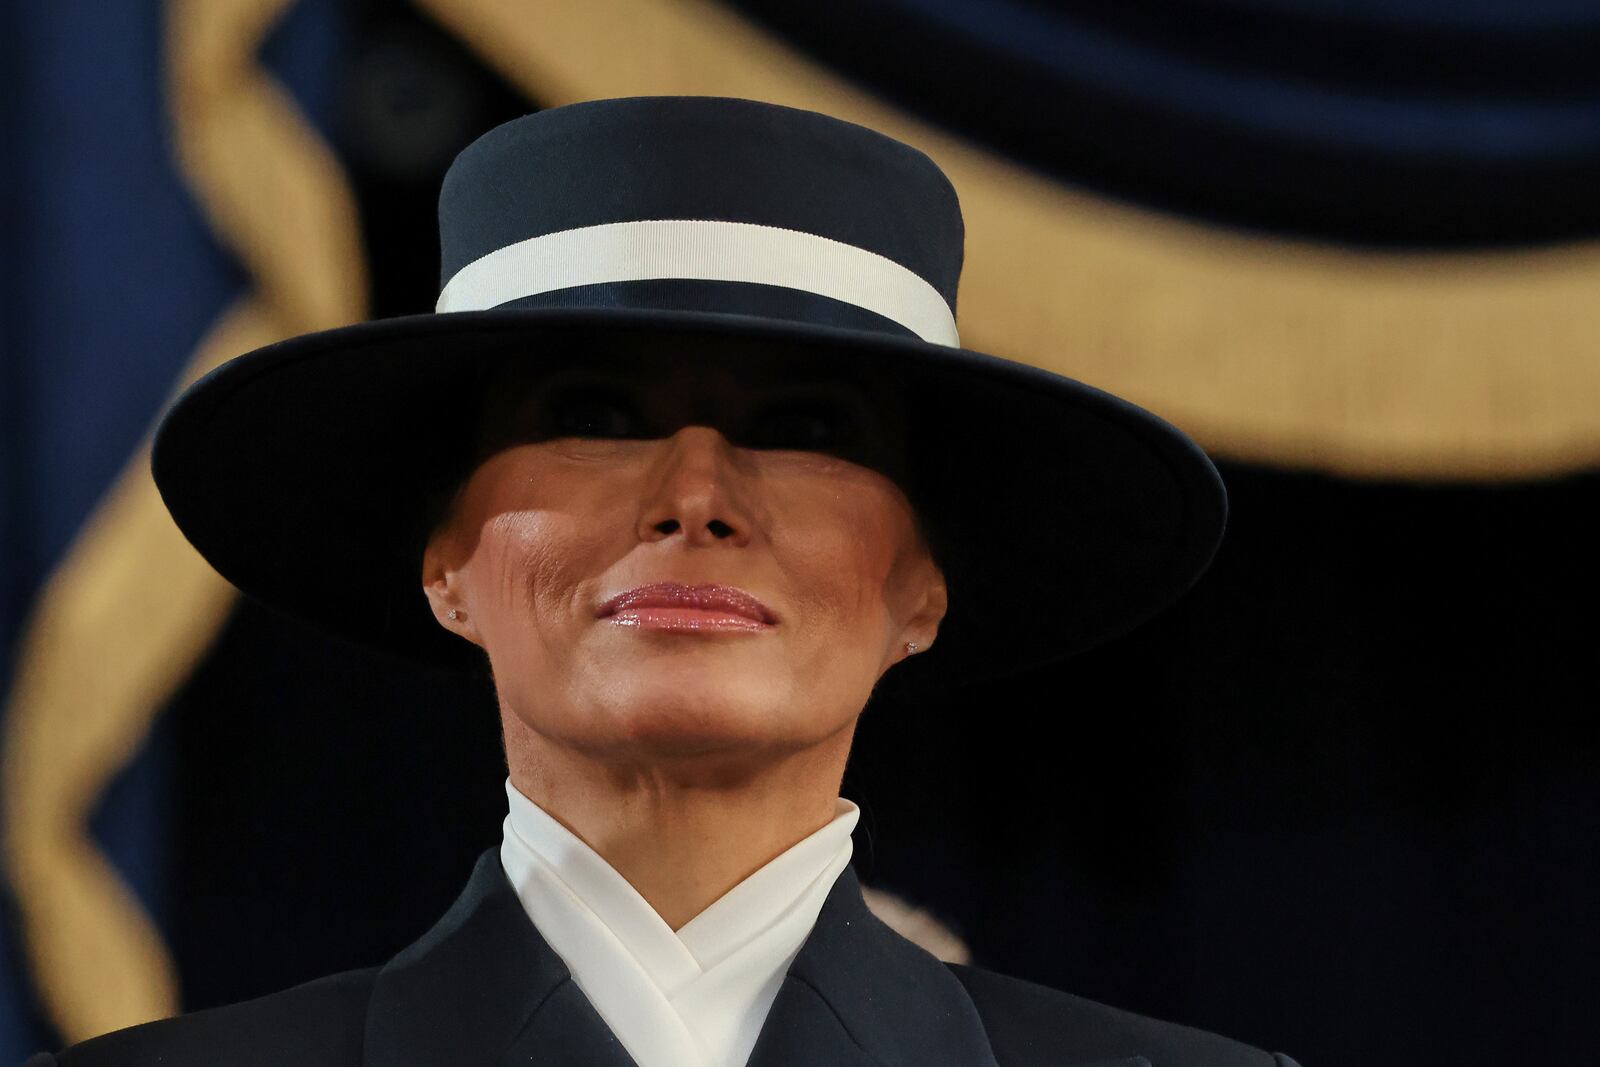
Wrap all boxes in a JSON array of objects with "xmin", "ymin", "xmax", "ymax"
[{"xmin": 596, "ymin": 581, "xmax": 777, "ymax": 633}]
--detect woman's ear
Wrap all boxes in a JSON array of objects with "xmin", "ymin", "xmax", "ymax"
[
  {"xmin": 905, "ymin": 560, "xmax": 948, "ymax": 653},
  {"xmin": 889, "ymin": 556, "xmax": 947, "ymax": 669},
  {"xmin": 421, "ymin": 524, "xmax": 480, "ymax": 645}
]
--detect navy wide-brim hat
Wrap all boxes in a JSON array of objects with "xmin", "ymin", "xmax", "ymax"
[{"xmin": 151, "ymin": 96, "xmax": 1227, "ymax": 687}]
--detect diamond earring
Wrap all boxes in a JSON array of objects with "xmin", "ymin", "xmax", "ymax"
[
  {"xmin": 905, "ymin": 641, "xmax": 919, "ymax": 653},
  {"xmin": 447, "ymin": 609, "xmax": 460, "ymax": 621}
]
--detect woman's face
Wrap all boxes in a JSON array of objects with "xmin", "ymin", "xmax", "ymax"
[{"xmin": 422, "ymin": 348, "xmax": 946, "ymax": 766}]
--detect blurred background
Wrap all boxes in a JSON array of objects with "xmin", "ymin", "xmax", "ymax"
[{"xmin": 4, "ymin": 1, "xmax": 1598, "ymax": 1064}]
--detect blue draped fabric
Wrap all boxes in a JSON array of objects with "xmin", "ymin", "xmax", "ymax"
[
  {"xmin": 730, "ymin": 0, "xmax": 1600, "ymax": 245},
  {"xmin": 0, "ymin": 1, "xmax": 342, "ymax": 1056}
]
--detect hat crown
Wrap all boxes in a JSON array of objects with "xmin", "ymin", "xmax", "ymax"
[{"xmin": 435, "ymin": 96, "xmax": 966, "ymax": 344}]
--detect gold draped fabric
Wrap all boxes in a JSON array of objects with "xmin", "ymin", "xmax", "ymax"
[{"xmin": 1, "ymin": 0, "xmax": 366, "ymax": 1041}]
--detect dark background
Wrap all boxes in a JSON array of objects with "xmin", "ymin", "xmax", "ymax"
[{"xmin": 125, "ymin": 2, "xmax": 1600, "ymax": 1065}]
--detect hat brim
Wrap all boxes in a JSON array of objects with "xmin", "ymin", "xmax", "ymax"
[{"xmin": 152, "ymin": 305, "xmax": 1226, "ymax": 687}]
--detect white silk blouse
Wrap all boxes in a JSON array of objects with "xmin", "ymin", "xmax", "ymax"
[{"xmin": 499, "ymin": 778, "xmax": 860, "ymax": 1067}]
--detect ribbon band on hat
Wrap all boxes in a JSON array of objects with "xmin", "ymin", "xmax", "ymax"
[{"xmin": 435, "ymin": 218, "xmax": 962, "ymax": 347}]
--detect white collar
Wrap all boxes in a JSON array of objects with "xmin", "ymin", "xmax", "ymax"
[{"xmin": 499, "ymin": 778, "xmax": 859, "ymax": 1067}]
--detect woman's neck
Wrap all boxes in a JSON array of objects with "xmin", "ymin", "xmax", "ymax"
[{"xmin": 504, "ymin": 719, "xmax": 854, "ymax": 930}]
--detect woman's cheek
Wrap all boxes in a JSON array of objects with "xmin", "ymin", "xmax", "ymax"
[
  {"xmin": 806, "ymin": 546, "xmax": 895, "ymax": 648},
  {"xmin": 477, "ymin": 512, "xmax": 574, "ymax": 636}
]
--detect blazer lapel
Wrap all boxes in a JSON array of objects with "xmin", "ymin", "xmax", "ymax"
[
  {"xmin": 746, "ymin": 867, "xmax": 1144, "ymax": 1067},
  {"xmin": 365, "ymin": 848, "xmax": 1145, "ymax": 1067},
  {"xmin": 363, "ymin": 847, "xmax": 635, "ymax": 1067},
  {"xmin": 746, "ymin": 865, "xmax": 999, "ymax": 1067}
]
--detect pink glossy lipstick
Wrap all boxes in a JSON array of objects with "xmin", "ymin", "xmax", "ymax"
[{"xmin": 596, "ymin": 581, "xmax": 777, "ymax": 633}]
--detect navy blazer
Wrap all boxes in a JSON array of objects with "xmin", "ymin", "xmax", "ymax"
[{"xmin": 28, "ymin": 848, "xmax": 1303, "ymax": 1066}]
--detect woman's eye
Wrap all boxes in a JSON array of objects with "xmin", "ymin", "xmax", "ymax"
[
  {"xmin": 548, "ymin": 390, "xmax": 647, "ymax": 438},
  {"xmin": 746, "ymin": 401, "xmax": 854, "ymax": 450}
]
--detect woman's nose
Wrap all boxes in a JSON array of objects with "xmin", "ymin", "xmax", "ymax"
[{"xmin": 636, "ymin": 425, "xmax": 755, "ymax": 548}]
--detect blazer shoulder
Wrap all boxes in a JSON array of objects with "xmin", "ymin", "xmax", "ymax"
[
  {"xmin": 41, "ymin": 966, "xmax": 380, "ymax": 1067},
  {"xmin": 947, "ymin": 962, "xmax": 1301, "ymax": 1067}
]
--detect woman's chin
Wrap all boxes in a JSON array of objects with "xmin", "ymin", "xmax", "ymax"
[{"xmin": 594, "ymin": 670, "xmax": 800, "ymax": 750}]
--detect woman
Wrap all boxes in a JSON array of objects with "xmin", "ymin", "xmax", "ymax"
[{"xmin": 32, "ymin": 96, "xmax": 1302, "ymax": 1066}]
